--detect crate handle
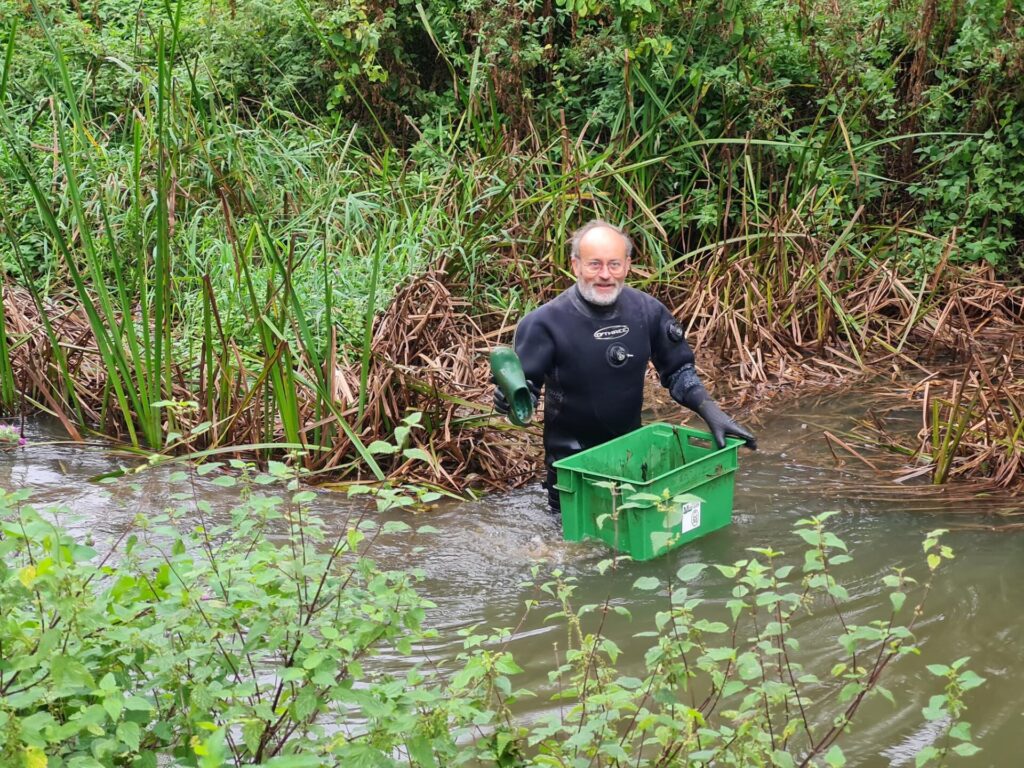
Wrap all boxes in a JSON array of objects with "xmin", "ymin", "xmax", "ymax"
[{"xmin": 688, "ymin": 435, "xmax": 712, "ymax": 449}]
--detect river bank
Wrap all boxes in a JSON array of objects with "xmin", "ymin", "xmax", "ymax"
[{"xmin": 5, "ymin": 255, "xmax": 1023, "ymax": 496}]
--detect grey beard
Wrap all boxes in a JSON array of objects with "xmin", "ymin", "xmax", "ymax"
[{"xmin": 576, "ymin": 280, "xmax": 623, "ymax": 306}]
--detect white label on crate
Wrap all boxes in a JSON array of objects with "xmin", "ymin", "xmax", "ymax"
[{"xmin": 679, "ymin": 501, "xmax": 702, "ymax": 533}]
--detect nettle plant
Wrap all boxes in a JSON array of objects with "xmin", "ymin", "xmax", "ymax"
[{"xmin": 0, "ymin": 458, "xmax": 983, "ymax": 767}]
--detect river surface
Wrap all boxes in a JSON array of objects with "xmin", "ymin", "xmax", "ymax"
[{"xmin": 2, "ymin": 390, "xmax": 1022, "ymax": 766}]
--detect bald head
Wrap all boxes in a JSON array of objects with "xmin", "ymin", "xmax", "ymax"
[
  {"xmin": 569, "ymin": 219, "xmax": 632, "ymax": 306},
  {"xmin": 569, "ymin": 219, "xmax": 633, "ymax": 263}
]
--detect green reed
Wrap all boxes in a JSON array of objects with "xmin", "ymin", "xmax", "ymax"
[{"xmin": 0, "ymin": 1, "xmax": 969, "ymax": 481}]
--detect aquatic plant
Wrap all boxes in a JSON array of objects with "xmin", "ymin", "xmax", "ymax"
[
  {"xmin": 0, "ymin": 468, "xmax": 983, "ymax": 766},
  {"xmin": 828, "ymin": 344, "xmax": 1024, "ymax": 494},
  {"xmin": 0, "ymin": 422, "xmax": 24, "ymax": 446}
]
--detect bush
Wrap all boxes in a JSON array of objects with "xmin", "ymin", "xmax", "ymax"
[{"xmin": 0, "ymin": 467, "xmax": 983, "ymax": 765}]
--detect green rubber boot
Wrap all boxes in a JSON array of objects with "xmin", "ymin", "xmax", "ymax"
[{"xmin": 490, "ymin": 347, "xmax": 535, "ymax": 426}]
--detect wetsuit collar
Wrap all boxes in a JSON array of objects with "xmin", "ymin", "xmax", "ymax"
[{"xmin": 570, "ymin": 284, "xmax": 621, "ymax": 319}]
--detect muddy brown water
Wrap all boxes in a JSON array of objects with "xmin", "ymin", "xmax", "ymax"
[{"xmin": 2, "ymin": 390, "xmax": 1022, "ymax": 766}]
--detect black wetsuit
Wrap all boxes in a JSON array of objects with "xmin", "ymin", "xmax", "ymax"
[{"xmin": 514, "ymin": 285, "xmax": 704, "ymax": 511}]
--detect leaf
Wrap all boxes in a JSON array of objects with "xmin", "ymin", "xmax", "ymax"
[
  {"xmin": 123, "ymin": 695, "xmax": 154, "ymax": 712},
  {"xmin": 23, "ymin": 746, "xmax": 47, "ymax": 768},
  {"xmin": 839, "ymin": 682, "xmax": 862, "ymax": 703},
  {"xmin": 292, "ymin": 687, "xmax": 317, "ymax": 721},
  {"xmin": 927, "ymin": 553, "xmax": 941, "ymax": 571},
  {"xmin": 302, "ymin": 652, "xmax": 325, "ymax": 670},
  {"xmin": 824, "ymin": 745, "xmax": 845, "ymax": 767},
  {"xmin": 402, "ymin": 448, "xmax": 434, "ymax": 464},
  {"xmin": 633, "ymin": 576, "xmax": 661, "ymax": 591},
  {"xmin": 822, "ymin": 532, "xmax": 847, "ymax": 551},
  {"xmin": 261, "ymin": 756, "xmax": 323, "ymax": 768},
  {"xmin": 650, "ymin": 531, "xmax": 675, "ymax": 552},
  {"xmin": 705, "ymin": 646, "xmax": 735, "ymax": 662},
  {"xmin": 494, "ymin": 655, "xmax": 523, "ymax": 675},
  {"xmin": 367, "ymin": 440, "xmax": 397, "ymax": 455},
  {"xmin": 890, "ymin": 592, "xmax": 906, "ymax": 612},
  {"xmin": 676, "ymin": 562, "xmax": 707, "ymax": 581},
  {"xmin": 958, "ymin": 670, "xmax": 986, "ymax": 691},
  {"xmin": 794, "ymin": 529, "xmax": 820, "ymax": 546},
  {"xmin": 737, "ymin": 655, "xmax": 762, "ymax": 681},
  {"xmin": 50, "ymin": 654, "xmax": 96, "ymax": 690},
  {"xmin": 393, "ymin": 425, "xmax": 411, "ymax": 448},
  {"xmin": 915, "ymin": 746, "xmax": 939, "ymax": 766},
  {"xmin": 722, "ymin": 680, "xmax": 745, "ymax": 698},
  {"xmin": 18, "ymin": 564, "xmax": 37, "ymax": 588},
  {"xmin": 407, "ymin": 735, "xmax": 436, "ymax": 767},
  {"xmin": 117, "ymin": 720, "xmax": 141, "ymax": 751},
  {"xmin": 922, "ymin": 694, "xmax": 947, "ymax": 721},
  {"xmin": 774, "ymin": 565, "xmax": 795, "ymax": 579},
  {"xmin": 952, "ymin": 743, "xmax": 981, "ymax": 757},
  {"xmin": 242, "ymin": 719, "xmax": 264, "ymax": 755},
  {"xmin": 103, "ymin": 695, "xmax": 124, "ymax": 721},
  {"xmin": 949, "ymin": 722, "xmax": 972, "ymax": 741}
]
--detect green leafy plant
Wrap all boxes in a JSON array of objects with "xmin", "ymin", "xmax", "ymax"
[
  {"xmin": 0, "ymin": 473, "xmax": 984, "ymax": 767},
  {"xmin": 447, "ymin": 513, "xmax": 983, "ymax": 766},
  {"xmin": 0, "ymin": 463, "xmax": 474, "ymax": 766}
]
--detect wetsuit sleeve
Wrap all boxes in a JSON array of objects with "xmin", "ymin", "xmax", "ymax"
[
  {"xmin": 648, "ymin": 300, "xmax": 709, "ymax": 411},
  {"xmin": 513, "ymin": 311, "xmax": 555, "ymax": 391}
]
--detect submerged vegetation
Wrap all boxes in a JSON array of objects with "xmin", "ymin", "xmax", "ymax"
[{"xmin": 1, "ymin": 0, "xmax": 1023, "ymax": 488}]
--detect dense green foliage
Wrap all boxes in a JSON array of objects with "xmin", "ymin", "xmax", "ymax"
[
  {"xmin": 0, "ymin": 468, "xmax": 983, "ymax": 766},
  {"xmin": 0, "ymin": 0, "xmax": 1019, "ymax": 470},
  {"xmin": 0, "ymin": 0, "xmax": 1020, "ymax": 470},
  {"xmin": 3, "ymin": 0, "xmax": 1022, "ymax": 280},
  {"xmin": 0, "ymin": 5, "xmax": 1007, "ymax": 761}
]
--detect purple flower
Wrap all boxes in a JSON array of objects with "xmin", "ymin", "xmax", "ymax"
[{"xmin": 0, "ymin": 424, "xmax": 24, "ymax": 445}]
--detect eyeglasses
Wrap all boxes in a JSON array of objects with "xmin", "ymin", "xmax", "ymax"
[{"xmin": 580, "ymin": 259, "xmax": 628, "ymax": 276}]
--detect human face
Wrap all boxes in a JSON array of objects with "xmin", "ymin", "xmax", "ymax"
[{"xmin": 572, "ymin": 227, "xmax": 631, "ymax": 306}]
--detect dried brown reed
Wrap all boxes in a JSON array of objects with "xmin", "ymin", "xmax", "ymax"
[
  {"xmin": 3, "ymin": 274, "xmax": 536, "ymax": 491},
  {"xmin": 6, "ymin": 252, "xmax": 1024, "ymax": 494},
  {"xmin": 834, "ymin": 342, "xmax": 1024, "ymax": 494},
  {"xmin": 329, "ymin": 270, "xmax": 537, "ymax": 490}
]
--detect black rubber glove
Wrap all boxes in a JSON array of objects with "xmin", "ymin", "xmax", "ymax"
[
  {"xmin": 695, "ymin": 399, "xmax": 757, "ymax": 450},
  {"xmin": 492, "ymin": 380, "xmax": 539, "ymax": 419},
  {"xmin": 493, "ymin": 384, "xmax": 510, "ymax": 415}
]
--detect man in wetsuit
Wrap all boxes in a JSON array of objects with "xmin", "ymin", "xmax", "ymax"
[{"xmin": 495, "ymin": 219, "xmax": 756, "ymax": 512}]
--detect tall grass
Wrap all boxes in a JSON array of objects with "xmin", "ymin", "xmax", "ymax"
[
  {"xmin": 0, "ymin": 5, "xmax": 994, "ymax": 485},
  {"xmin": 0, "ymin": 24, "xmax": 16, "ymax": 410},
  {"xmin": 0, "ymin": 9, "xmax": 528, "ymax": 470}
]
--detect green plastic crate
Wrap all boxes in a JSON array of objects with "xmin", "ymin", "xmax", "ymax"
[{"xmin": 553, "ymin": 423, "xmax": 741, "ymax": 561}]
